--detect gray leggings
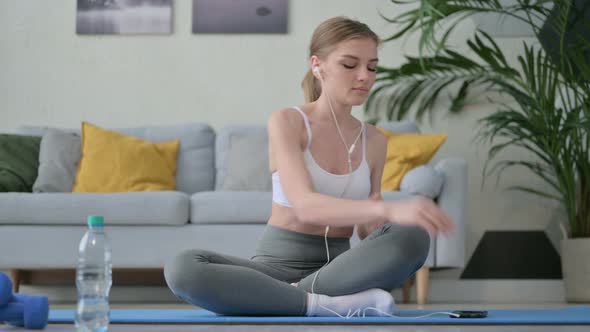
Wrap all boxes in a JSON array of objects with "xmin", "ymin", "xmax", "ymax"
[{"xmin": 164, "ymin": 223, "xmax": 430, "ymax": 316}]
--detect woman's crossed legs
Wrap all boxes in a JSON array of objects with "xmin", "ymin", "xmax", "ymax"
[{"xmin": 164, "ymin": 224, "xmax": 430, "ymax": 316}]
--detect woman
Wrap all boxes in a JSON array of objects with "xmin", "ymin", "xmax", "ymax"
[{"xmin": 164, "ymin": 16, "xmax": 454, "ymax": 317}]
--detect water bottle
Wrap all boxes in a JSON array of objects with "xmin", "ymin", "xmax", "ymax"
[{"xmin": 75, "ymin": 215, "xmax": 112, "ymax": 332}]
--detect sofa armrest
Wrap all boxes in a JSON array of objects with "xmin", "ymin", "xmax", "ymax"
[{"xmin": 433, "ymin": 157, "xmax": 468, "ymax": 268}]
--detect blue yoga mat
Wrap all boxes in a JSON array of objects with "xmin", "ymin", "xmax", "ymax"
[{"xmin": 49, "ymin": 306, "xmax": 590, "ymax": 324}]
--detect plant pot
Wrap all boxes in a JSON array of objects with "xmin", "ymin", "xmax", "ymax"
[{"xmin": 561, "ymin": 238, "xmax": 590, "ymax": 302}]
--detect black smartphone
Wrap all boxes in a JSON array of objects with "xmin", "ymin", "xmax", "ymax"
[{"xmin": 450, "ymin": 310, "xmax": 488, "ymax": 318}]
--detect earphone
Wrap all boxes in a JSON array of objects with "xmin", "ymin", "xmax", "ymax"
[{"xmin": 313, "ymin": 66, "xmax": 321, "ymax": 76}]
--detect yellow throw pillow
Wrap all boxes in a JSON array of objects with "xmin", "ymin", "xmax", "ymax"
[
  {"xmin": 73, "ymin": 122, "xmax": 179, "ymax": 193},
  {"xmin": 378, "ymin": 127, "xmax": 448, "ymax": 191}
]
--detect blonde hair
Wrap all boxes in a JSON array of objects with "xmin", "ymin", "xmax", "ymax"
[{"xmin": 302, "ymin": 17, "xmax": 380, "ymax": 103}]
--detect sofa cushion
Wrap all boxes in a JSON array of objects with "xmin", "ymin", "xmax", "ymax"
[
  {"xmin": 377, "ymin": 128, "xmax": 448, "ymax": 191},
  {"xmin": 400, "ymin": 165, "xmax": 444, "ymax": 199},
  {"xmin": 0, "ymin": 134, "xmax": 42, "ymax": 192},
  {"xmin": 191, "ymin": 191, "xmax": 271, "ymax": 224},
  {"xmin": 381, "ymin": 190, "xmax": 416, "ymax": 201},
  {"xmin": 17, "ymin": 123, "xmax": 215, "ymax": 195},
  {"xmin": 215, "ymin": 126, "xmax": 270, "ymax": 191},
  {"xmin": 74, "ymin": 122, "xmax": 179, "ymax": 193},
  {"xmin": 0, "ymin": 191, "xmax": 189, "ymax": 225},
  {"xmin": 33, "ymin": 129, "xmax": 81, "ymax": 193},
  {"xmin": 221, "ymin": 132, "xmax": 271, "ymax": 191}
]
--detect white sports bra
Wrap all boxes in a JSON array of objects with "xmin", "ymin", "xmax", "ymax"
[{"xmin": 271, "ymin": 107, "xmax": 372, "ymax": 207}]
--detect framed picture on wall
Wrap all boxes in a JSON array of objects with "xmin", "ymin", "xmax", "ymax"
[
  {"xmin": 192, "ymin": 0, "xmax": 288, "ymax": 34},
  {"xmin": 76, "ymin": 0, "xmax": 173, "ymax": 35}
]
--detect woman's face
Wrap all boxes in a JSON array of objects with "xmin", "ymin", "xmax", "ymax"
[{"xmin": 316, "ymin": 37, "xmax": 379, "ymax": 106}]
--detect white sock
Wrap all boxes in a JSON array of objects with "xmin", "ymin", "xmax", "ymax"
[{"xmin": 305, "ymin": 288, "xmax": 395, "ymax": 317}]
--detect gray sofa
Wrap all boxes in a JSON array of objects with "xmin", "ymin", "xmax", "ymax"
[{"xmin": 0, "ymin": 120, "xmax": 467, "ymax": 304}]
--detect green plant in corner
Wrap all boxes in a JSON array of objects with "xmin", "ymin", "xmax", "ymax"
[{"xmin": 366, "ymin": 0, "xmax": 590, "ymax": 240}]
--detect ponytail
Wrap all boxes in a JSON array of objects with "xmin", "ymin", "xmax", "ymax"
[{"xmin": 301, "ymin": 69, "xmax": 321, "ymax": 103}]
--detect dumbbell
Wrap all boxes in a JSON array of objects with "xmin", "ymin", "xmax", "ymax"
[
  {"xmin": 0, "ymin": 272, "xmax": 49, "ymax": 329},
  {"xmin": 0, "ymin": 272, "xmax": 11, "ymax": 306},
  {"xmin": 1, "ymin": 273, "xmax": 47, "ymax": 306},
  {"xmin": 0, "ymin": 295, "xmax": 49, "ymax": 329}
]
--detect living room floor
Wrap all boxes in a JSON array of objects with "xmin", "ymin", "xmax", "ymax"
[
  {"xmin": 14, "ymin": 325, "xmax": 590, "ymax": 332},
  {"xmin": 3, "ymin": 303, "xmax": 586, "ymax": 332}
]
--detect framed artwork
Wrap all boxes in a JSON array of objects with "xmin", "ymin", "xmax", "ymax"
[
  {"xmin": 192, "ymin": 0, "xmax": 288, "ymax": 34},
  {"xmin": 76, "ymin": 0, "xmax": 173, "ymax": 35}
]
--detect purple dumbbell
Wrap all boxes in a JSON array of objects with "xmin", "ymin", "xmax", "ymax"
[{"xmin": 0, "ymin": 295, "xmax": 49, "ymax": 329}]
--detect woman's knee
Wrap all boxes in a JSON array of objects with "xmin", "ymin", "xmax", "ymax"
[
  {"xmin": 384, "ymin": 225, "xmax": 431, "ymax": 264},
  {"xmin": 164, "ymin": 249, "xmax": 212, "ymax": 294},
  {"xmin": 406, "ymin": 227, "xmax": 431, "ymax": 264}
]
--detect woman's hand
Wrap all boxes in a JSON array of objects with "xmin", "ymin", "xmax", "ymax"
[
  {"xmin": 364, "ymin": 192, "xmax": 386, "ymax": 234},
  {"xmin": 385, "ymin": 196, "xmax": 455, "ymax": 237}
]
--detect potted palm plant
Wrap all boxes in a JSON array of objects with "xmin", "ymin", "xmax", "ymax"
[{"xmin": 366, "ymin": 0, "xmax": 590, "ymax": 302}]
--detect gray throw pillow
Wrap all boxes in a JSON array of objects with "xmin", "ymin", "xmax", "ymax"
[
  {"xmin": 33, "ymin": 129, "xmax": 81, "ymax": 193},
  {"xmin": 221, "ymin": 134, "xmax": 271, "ymax": 191},
  {"xmin": 400, "ymin": 165, "xmax": 444, "ymax": 199}
]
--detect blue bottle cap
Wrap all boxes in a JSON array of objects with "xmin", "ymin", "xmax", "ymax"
[{"xmin": 87, "ymin": 215, "xmax": 104, "ymax": 227}]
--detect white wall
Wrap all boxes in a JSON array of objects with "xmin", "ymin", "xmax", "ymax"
[
  {"xmin": 0, "ymin": 0, "xmax": 387, "ymax": 130},
  {"xmin": 0, "ymin": 0, "xmax": 562, "ymax": 264}
]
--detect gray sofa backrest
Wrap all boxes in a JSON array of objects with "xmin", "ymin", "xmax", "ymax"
[
  {"xmin": 213, "ymin": 120, "xmax": 420, "ymax": 191},
  {"xmin": 16, "ymin": 123, "xmax": 216, "ymax": 195},
  {"xmin": 376, "ymin": 120, "xmax": 420, "ymax": 134}
]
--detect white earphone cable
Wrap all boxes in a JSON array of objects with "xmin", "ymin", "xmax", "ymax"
[{"xmin": 327, "ymin": 92, "xmax": 363, "ymax": 171}]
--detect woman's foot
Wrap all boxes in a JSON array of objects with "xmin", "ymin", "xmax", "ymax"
[{"xmin": 306, "ymin": 288, "xmax": 395, "ymax": 317}]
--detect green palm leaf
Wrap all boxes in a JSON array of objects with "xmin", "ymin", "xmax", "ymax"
[{"xmin": 368, "ymin": 0, "xmax": 590, "ymax": 237}]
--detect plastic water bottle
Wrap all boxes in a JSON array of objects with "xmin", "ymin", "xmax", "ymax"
[{"xmin": 75, "ymin": 215, "xmax": 112, "ymax": 332}]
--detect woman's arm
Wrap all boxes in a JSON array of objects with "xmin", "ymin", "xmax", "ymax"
[
  {"xmin": 268, "ymin": 110, "xmax": 455, "ymax": 235},
  {"xmin": 356, "ymin": 125, "xmax": 388, "ymax": 240}
]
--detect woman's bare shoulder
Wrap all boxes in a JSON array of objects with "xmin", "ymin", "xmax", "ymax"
[
  {"xmin": 364, "ymin": 123, "xmax": 387, "ymax": 146},
  {"xmin": 364, "ymin": 123, "xmax": 388, "ymax": 173},
  {"xmin": 268, "ymin": 108, "xmax": 304, "ymax": 130}
]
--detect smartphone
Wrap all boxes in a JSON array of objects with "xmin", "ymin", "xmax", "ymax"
[{"xmin": 450, "ymin": 310, "xmax": 488, "ymax": 318}]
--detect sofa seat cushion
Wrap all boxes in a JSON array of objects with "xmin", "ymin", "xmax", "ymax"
[
  {"xmin": 0, "ymin": 224, "xmax": 267, "ymax": 268},
  {"xmin": 191, "ymin": 191, "xmax": 272, "ymax": 224},
  {"xmin": 0, "ymin": 191, "xmax": 189, "ymax": 225}
]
